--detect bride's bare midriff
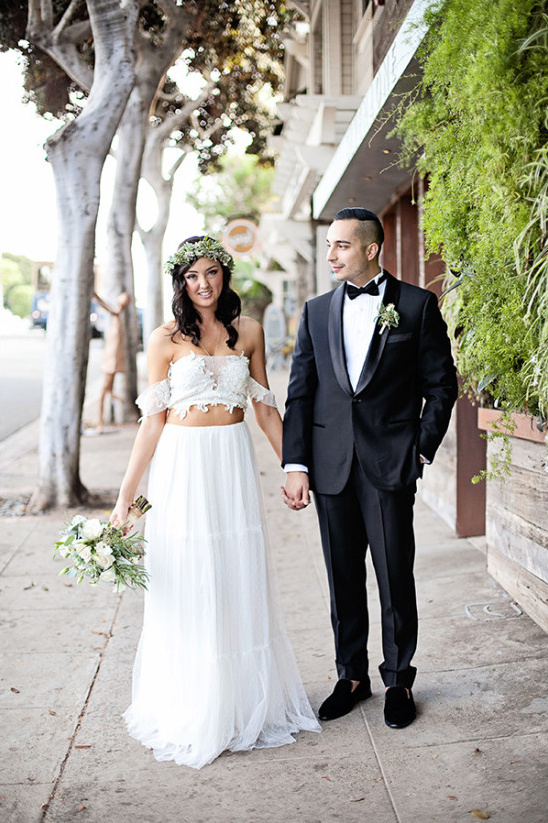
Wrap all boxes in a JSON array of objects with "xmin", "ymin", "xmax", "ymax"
[{"xmin": 166, "ymin": 405, "xmax": 245, "ymax": 427}]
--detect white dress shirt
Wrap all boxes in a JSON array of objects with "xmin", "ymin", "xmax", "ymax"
[{"xmin": 343, "ymin": 274, "xmax": 386, "ymax": 391}]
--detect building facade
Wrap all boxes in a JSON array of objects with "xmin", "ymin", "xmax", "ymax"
[{"xmin": 260, "ymin": 0, "xmax": 487, "ymax": 538}]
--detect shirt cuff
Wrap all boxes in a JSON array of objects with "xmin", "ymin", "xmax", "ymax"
[{"xmin": 283, "ymin": 463, "xmax": 309, "ymax": 473}]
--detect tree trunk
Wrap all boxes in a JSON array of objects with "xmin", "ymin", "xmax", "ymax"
[
  {"xmin": 141, "ymin": 216, "xmax": 169, "ymax": 346},
  {"xmin": 138, "ymin": 132, "xmax": 186, "ymax": 345},
  {"xmin": 103, "ymin": 86, "xmax": 145, "ymax": 423},
  {"xmin": 28, "ymin": 0, "xmax": 137, "ymax": 510},
  {"xmin": 137, "ymin": 86, "xmax": 214, "ymax": 344},
  {"xmin": 103, "ymin": 8, "xmax": 191, "ymax": 417}
]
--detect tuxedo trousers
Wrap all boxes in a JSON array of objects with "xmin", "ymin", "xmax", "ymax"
[{"xmin": 314, "ymin": 454, "xmax": 418, "ymax": 689}]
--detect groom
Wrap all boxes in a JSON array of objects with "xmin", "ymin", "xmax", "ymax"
[{"xmin": 282, "ymin": 207, "xmax": 458, "ymax": 728}]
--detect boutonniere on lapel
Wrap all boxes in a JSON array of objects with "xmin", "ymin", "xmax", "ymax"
[{"xmin": 375, "ymin": 303, "xmax": 400, "ymax": 335}]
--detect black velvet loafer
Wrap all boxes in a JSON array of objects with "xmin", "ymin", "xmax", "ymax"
[
  {"xmin": 318, "ymin": 679, "xmax": 372, "ymax": 721},
  {"xmin": 384, "ymin": 686, "xmax": 416, "ymax": 729}
]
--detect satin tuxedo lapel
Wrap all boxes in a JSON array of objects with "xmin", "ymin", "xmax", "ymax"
[
  {"xmin": 328, "ymin": 284, "xmax": 353, "ymax": 396},
  {"xmin": 355, "ymin": 273, "xmax": 401, "ymax": 395}
]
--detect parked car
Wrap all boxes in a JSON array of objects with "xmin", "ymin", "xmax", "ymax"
[
  {"xmin": 89, "ymin": 299, "xmax": 106, "ymax": 338},
  {"xmin": 136, "ymin": 306, "xmax": 144, "ymax": 349},
  {"xmin": 30, "ymin": 291, "xmax": 106, "ymax": 337},
  {"xmin": 30, "ymin": 290, "xmax": 50, "ymax": 330}
]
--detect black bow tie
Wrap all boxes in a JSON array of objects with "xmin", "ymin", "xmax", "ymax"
[{"xmin": 346, "ymin": 275, "xmax": 384, "ymax": 300}]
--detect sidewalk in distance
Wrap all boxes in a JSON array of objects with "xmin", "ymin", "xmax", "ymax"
[{"xmin": 1, "ymin": 368, "xmax": 547, "ymax": 823}]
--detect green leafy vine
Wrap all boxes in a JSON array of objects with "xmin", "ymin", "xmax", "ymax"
[
  {"xmin": 471, "ymin": 410, "xmax": 517, "ymax": 484},
  {"xmin": 396, "ymin": 0, "xmax": 548, "ymax": 421}
]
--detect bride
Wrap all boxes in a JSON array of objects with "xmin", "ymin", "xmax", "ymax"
[{"xmin": 110, "ymin": 235, "xmax": 320, "ymax": 769}]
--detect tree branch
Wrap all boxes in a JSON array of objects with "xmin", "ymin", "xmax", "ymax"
[
  {"xmin": 56, "ymin": 20, "xmax": 93, "ymax": 45},
  {"xmin": 53, "ymin": 0, "xmax": 82, "ymax": 39},
  {"xmin": 167, "ymin": 148, "xmax": 189, "ymax": 179},
  {"xmin": 40, "ymin": 0, "xmax": 53, "ymax": 28},
  {"xmin": 156, "ymin": 88, "xmax": 186, "ymax": 103},
  {"xmin": 152, "ymin": 82, "xmax": 214, "ymax": 144},
  {"xmin": 28, "ymin": 1, "xmax": 41, "ymax": 32},
  {"xmin": 27, "ymin": 0, "xmax": 94, "ymax": 93}
]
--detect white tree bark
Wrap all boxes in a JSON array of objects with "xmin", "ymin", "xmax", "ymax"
[
  {"xmin": 138, "ymin": 135, "xmax": 187, "ymax": 346},
  {"xmin": 27, "ymin": 0, "xmax": 94, "ymax": 91},
  {"xmin": 103, "ymin": 2, "xmax": 192, "ymax": 419},
  {"xmin": 27, "ymin": 0, "xmax": 137, "ymax": 509},
  {"xmin": 136, "ymin": 86, "xmax": 216, "ymax": 345}
]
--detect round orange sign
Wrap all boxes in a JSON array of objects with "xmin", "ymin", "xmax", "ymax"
[{"xmin": 222, "ymin": 219, "xmax": 259, "ymax": 257}]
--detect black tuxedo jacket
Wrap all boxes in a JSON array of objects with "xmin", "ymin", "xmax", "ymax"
[{"xmin": 282, "ymin": 272, "xmax": 458, "ymax": 493}]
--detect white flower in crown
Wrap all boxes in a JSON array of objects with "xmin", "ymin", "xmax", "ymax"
[
  {"xmin": 164, "ymin": 237, "xmax": 235, "ymax": 277},
  {"xmin": 81, "ymin": 518, "xmax": 104, "ymax": 541}
]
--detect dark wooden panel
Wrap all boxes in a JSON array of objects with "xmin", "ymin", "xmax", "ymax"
[{"xmin": 456, "ymin": 393, "xmax": 486, "ymax": 538}]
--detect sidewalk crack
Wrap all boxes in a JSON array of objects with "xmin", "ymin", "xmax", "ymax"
[
  {"xmin": 361, "ymin": 707, "xmax": 402, "ymax": 823},
  {"xmin": 39, "ymin": 593, "xmax": 124, "ymax": 822}
]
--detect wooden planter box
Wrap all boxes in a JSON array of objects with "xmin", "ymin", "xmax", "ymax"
[{"xmin": 478, "ymin": 409, "xmax": 548, "ymax": 632}]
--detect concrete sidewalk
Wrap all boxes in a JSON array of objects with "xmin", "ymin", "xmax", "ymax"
[{"xmin": 1, "ymin": 368, "xmax": 547, "ymax": 823}]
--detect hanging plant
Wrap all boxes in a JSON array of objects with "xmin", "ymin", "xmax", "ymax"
[{"xmin": 396, "ymin": 0, "xmax": 548, "ymax": 419}]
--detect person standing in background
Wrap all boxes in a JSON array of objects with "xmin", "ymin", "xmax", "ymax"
[{"xmin": 93, "ymin": 291, "xmax": 130, "ymax": 433}]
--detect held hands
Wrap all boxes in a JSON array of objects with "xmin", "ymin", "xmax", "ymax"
[{"xmin": 281, "ymin": 471, "xmax": 310, "ymax": 511}]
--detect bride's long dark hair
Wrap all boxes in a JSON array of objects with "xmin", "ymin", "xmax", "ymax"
[{"xmin": 170, "ymin": 236, "xmax": 241, "ymax": 349}]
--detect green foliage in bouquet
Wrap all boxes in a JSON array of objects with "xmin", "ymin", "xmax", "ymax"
[
  {"xmin": 54, "ymin": 515, "xmax": 149, "ymax": 592},
  {"xmin": 396, "ymin": 0, "xmax": 548, "ymax": 418}
]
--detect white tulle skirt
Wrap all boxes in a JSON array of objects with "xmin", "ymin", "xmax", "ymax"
[{"xmin": 124, "ymin": 422, "xmax": 320, "ymax": 769}]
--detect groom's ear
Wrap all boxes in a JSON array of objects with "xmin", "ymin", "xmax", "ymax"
[{"xmin": 366, "ymin": 242, "xmax": 379, "ymax": 261}]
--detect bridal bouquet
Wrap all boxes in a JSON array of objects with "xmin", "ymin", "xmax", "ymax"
[{"xmin": 54, "ymin": 510, "xmax": 149, "ymax": 593}]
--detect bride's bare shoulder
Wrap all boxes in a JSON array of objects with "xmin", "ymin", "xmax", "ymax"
[
  {"xmin": 236, "ymin": 315, "xmax": 263, "ymax": 339},
  {"xmin": 236, "ymin": 315, "xmax": 263, "ymax": 351},
  {"xmin": 147, "ymin": 322, "xmax": 178, "ymax": 359},
  {"xmin": 149, "ymin": 321, "xmax": 177, "ymax": 340}
]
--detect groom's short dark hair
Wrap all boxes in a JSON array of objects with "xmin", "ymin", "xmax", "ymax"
[{"xmin": 334, "ymin": 207, "xmax": 384, "ymax": 248}]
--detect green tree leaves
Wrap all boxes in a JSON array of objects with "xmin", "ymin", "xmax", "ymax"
[
  {"xmin": 398, "ymin": 0, "xmax": 548, "ymax": 416},
  {"xmin": 1, "ymin": 253, "xmax": 33, "ymax": 318}
]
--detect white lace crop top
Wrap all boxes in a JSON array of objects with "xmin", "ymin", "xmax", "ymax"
[{"xmin": 135, "ymin": 352, "xmax": 277, "ymax": 420}]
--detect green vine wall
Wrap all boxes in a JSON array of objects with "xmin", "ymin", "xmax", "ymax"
[{"xmin": 397, "ymin": 0, "xmax": 548, "ymax": 417}]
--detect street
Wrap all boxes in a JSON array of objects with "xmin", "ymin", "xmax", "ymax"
[{"xmin": 0, "ymin": 326, "xmax": 104, "ymax": 441}]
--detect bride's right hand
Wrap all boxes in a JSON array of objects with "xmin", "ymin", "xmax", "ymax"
[{"xmin": 110, "ymin": 498, "xmax": 131, "ymax": 530}]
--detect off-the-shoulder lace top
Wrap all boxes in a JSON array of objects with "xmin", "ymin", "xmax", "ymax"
[{"xmin": 136, "ymin": 352, "xmax": 277, "ymax": 420}]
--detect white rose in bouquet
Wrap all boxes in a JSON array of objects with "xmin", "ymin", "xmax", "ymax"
[
  {"xmin": 100, "ymin": 568, "xmax": 117, "ymax": 583},
  {"xmin": 75, "ymin": 543, "xmax": 93, "ymax": 563},
  {"xmin": 96, "ymin": 553, "xmax": 113, "ymax": 569},
  {"xmin": 81, "ymin": 519, "xmax": 104, "ymax": 541},
  {"xmin": 95, "ymin": 541, "xmax": 113, "ymax": 569}
]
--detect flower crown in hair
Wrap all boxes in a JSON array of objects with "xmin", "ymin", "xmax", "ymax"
[{"xmin": 164, "ymin": 237, "xmax": 235, "ymax": 277}]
